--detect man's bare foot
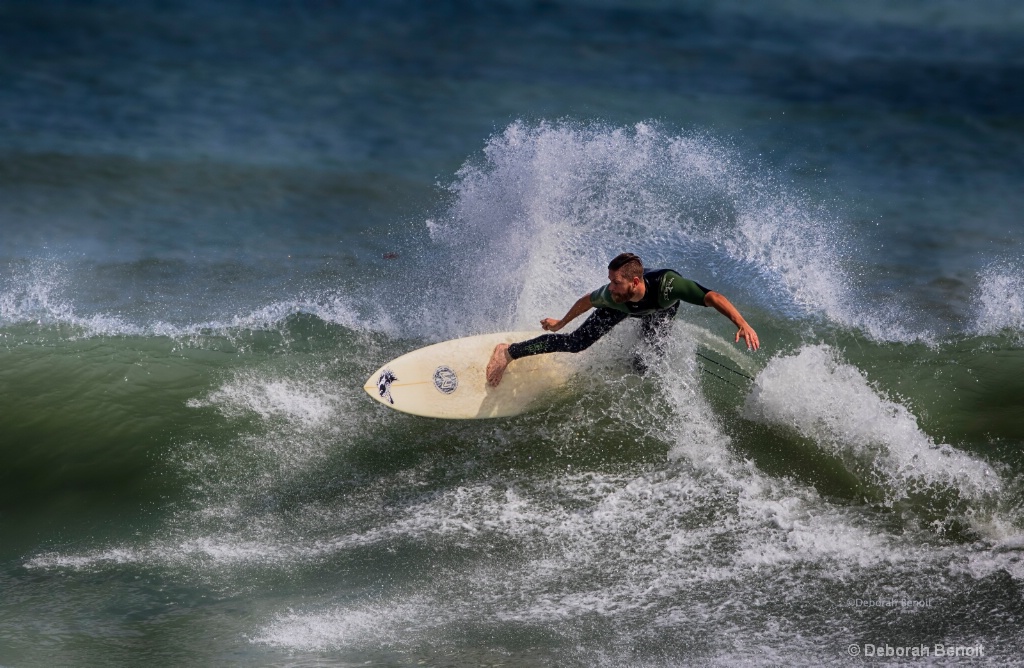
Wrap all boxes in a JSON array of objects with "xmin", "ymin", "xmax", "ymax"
[{"xmin": 486, "ymin": 343, "xmax": 512, "ymax": 387}]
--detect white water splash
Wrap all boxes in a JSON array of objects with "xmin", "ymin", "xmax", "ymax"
[
  {"xmin": 429, "ymin": 120, "xmax": 923, "ymax": 342},
  {"xmin": 743, "ymin": 344, "xmax": 1001, "ymax": 506},
  {"xmin": 0, "ymin": 259, "xmax": 390, "ymax": 342},
  {"xmin": 974, "ymin": 260, "xmax": 1024, "ymax": 339},
  {"xmin": 0, "ymin": 259, "xmax": 139, "ymax": 334},
  {"xmin": 188, "ymin": 372, "xmax": 340, "ymax": 428}
]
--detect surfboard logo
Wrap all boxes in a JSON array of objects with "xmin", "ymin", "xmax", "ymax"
[
  {"xmin": 377, "ymin": 368, "xmax": 398, "ymax": 404},
  {"xmin": 432, "ymin": 366, "xmax": 458, "ymax": 394}
]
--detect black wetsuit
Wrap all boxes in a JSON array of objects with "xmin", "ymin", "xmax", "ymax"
[{"xmin": 507, "ymin": 269, "xmax": 710, "ymax": 369}]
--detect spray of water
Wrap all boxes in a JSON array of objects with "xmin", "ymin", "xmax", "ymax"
[
  {"xmin": 974, "ymin": 260, "xmax": 1024, "ymax": 340},
  {"xmin": 422, "ymin": 120, "xmax": 921, "ymax": 342},
  {"xmin": 743, "ymin": 344, "xmax": 1002, "ymax": 512}
]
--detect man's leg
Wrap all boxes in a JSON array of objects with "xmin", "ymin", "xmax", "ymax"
[{"xmin": 487, "ymin": 309, "xmax": 627, "ymax": 386}]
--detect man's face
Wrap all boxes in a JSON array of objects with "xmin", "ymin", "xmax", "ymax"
[{"xmin": 607, "ymin": 268, "xmax": 640, "ymax": 303}]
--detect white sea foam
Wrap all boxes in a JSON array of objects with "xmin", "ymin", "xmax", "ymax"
[
  {"xmin": 24, "ymin": 539, "xmax": 300, "ymax": 571},
  {"xmin": 974, "ymin": 260, "xmax": 1024, "ymax": 339},
  {"xmin": 253, "ymin": 598, "xmax": 443, "ymax": 651},
  {"xmin": 0, "ymin": 272, "xmax": 385, "ymax": 344},
  {"xmin": 188, "ymin": 372, "xmax": 340, "ymax": 428},
  {"xmin": 178, "ymin": 379, "xmax": 381, "ymax": 514},
  {"xmin": 242, "ymin": 464, "xmax": 969, "ymax": 656},
  {"xmin": 0, "ymin": 253, "xmax": 398, "ymax": 341},
  {"xmin": 743, "ymin": 344, "xmax": 1001, "ymax": 506},
  {"xmin": 145, "ymin": 293, "xmax": 391, "ymax": 342}
]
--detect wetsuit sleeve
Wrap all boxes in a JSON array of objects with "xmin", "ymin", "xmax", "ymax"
[{"xmin": 660, "ymin": 271, "xmax": 711, "ymax": 307}]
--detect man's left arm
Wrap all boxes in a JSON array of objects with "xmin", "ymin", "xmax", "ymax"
[{"xmin": 703, "ymin": 291, "xmax": 760, "ymax": 351}]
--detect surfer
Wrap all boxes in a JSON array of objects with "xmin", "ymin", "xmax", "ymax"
[{"xmin": 486, "ymin": 253, "xmax": 759, "ymax": 387}]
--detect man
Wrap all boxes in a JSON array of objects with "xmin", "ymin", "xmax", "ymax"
[{"xmin": 486, "ymin": 252, "xmax": 759, "ymax": 387}]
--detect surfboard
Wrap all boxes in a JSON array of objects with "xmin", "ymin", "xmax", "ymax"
[{"xmin": 363, "ymin": 331, "xmax": 573, "ymax": 419}]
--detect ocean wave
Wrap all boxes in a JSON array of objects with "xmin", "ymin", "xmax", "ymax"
[
  {"xmin": 0, "ymin": 281, "xmax": 389, "ymax": 345},
  {"xmin": 743, "ymin": 344, "xmax": 1002, "ymax": 512},
  {"xmin": 974, "ymin": 260, "xmax": 1024, "ymax": 339},
  {"xmin": 0, "ymin": 254, "xmax": 409, "ymax": 344}
]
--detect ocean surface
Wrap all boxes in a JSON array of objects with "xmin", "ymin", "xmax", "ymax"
[{"xmin": 2, "ymin": 1, "xmax": 1024, "ymax": 665}]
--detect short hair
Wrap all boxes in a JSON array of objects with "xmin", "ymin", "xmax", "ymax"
[{"xmin": 608, "ymin": 252, "xmax": 643, "ymax": 279}]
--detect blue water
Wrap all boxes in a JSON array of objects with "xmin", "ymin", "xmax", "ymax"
[{"xmin": 2, "ymin": 1, "xmax": 1024, "ymax": 665}]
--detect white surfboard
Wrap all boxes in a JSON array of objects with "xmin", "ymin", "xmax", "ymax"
[{"xmin": 363, "ymin": 331, "xmax": 573, "ymax": 419}]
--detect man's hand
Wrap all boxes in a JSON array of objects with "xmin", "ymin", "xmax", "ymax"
[
  {"xmin": 705, "ymin": 291, "xmax": 760, "ymax": 352},
  {"xmin": 735, "ymin": 323, "xmax": 760, "ymax": 351},
  {"xmin": 540, "ymin": 295, "xmax": 593, "ymax": 333}
]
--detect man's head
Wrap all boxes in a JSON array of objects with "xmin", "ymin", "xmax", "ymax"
[{"xmin": 607, "ymin": 253, "xmax": 644, "ymax": 303}]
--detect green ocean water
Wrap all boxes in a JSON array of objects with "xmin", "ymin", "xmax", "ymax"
[{"xmin": 3, "ymin": 1, "xmax": 1024, "ymax": 666}]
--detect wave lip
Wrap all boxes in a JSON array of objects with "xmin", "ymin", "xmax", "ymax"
[
  {"xmin": 0, "ymin": 260, "xmax": 140, "ymax": 335},
  {"xmin": 743, "ymin": 344, "xmax": 1001, "ymax": 509}
]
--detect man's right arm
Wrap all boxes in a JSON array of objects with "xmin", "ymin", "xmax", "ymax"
[{"xmin": 541, "ymin": 294, "xmax": 593, "ymax": 332}]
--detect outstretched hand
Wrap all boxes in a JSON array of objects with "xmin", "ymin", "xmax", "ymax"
[
  {"xmin": 540, "ymin": 318, "xmax": 562, "ymax": 332},
  {"xmin": 735, "ymin": 324, "xmax": 760, "ymax": 351}
]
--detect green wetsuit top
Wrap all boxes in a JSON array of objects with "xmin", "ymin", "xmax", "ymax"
[{"xmin": 589, "ymin": 269, "xmax": 710, "ymax": 316}]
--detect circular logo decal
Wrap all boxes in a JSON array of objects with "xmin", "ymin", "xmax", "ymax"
[{"xmin": 433, "ymin": 366, "xmax": 458, "ymax": 394}]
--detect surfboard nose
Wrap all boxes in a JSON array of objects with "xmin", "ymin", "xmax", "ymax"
[{"xmin": 365, "ymin": 366, "xmax": 397, "ymax": 405}]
